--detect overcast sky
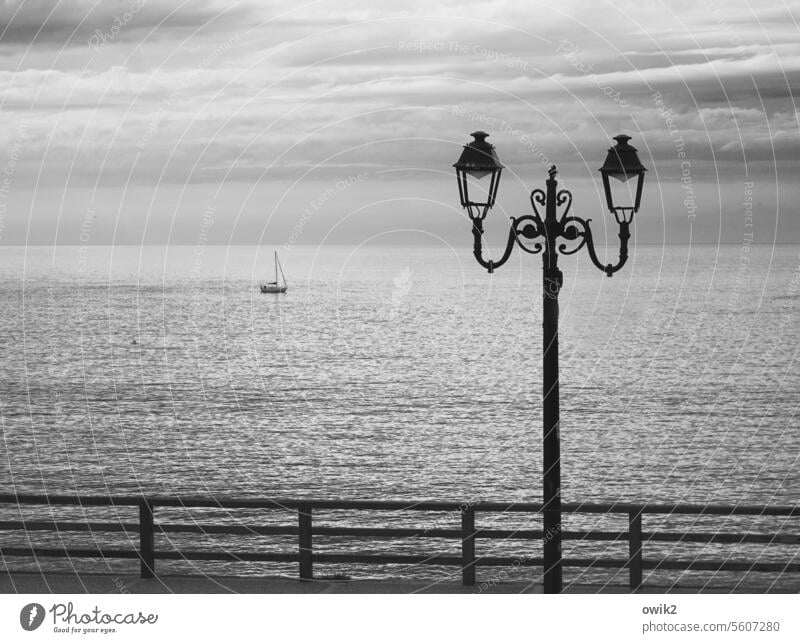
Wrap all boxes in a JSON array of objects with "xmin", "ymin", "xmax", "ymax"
[{"xmin": 0, "ymin": 0, "xmax": 797, "ymax": 246}]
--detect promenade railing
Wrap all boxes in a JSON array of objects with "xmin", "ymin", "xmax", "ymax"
[{"xmin": 1, "ymin": 494, "xmax": 798, "ymax": 590}]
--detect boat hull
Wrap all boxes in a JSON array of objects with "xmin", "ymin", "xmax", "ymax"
[{"xmin": 260, "ymin": 285, "xmax": 287, "ymax": 294}]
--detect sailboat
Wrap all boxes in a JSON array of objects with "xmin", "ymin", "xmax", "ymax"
[{"xmin": 260, "ymin": 251, "xmax": 288, "ymax": 293}]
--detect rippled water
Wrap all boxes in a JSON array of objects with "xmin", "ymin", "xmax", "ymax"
[{"xmin": 1, "ymin": 243, "xmax": 798, "ymax": 588}]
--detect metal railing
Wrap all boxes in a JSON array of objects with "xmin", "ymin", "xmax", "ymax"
[{"xmin": 1, "ymin": 494, "xmax": 798, "ymax": 590}]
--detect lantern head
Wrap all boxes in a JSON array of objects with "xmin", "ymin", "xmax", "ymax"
[
  {"xmin": 598, "ymin": 134, "xmax": 647, "ymax": 223},
  {"xmin": 453, "ymin": 131, "xmax": 504, "ymax": 220}
]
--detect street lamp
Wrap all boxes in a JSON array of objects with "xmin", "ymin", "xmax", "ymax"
[{"xmin": 452, "ymin": 132, "xmax": 647, "ymax": 593}]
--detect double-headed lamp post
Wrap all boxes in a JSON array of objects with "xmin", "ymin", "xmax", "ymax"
[{"xmin": 453, "ymin": 132, "xmax": 647, "ymax": 594}]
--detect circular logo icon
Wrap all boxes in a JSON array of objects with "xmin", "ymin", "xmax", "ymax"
[{"xmin": 20, "ymin": 603, "xmax": 45, "ymax": 631}]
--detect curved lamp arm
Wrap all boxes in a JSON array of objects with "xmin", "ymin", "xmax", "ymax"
[
  {"xmin": 574, "ymin": 217, "xmax": 631, "ymax": 277},
  {"xmin": 471, "ymin": 217, "xmax": 517, "ymax": 273},
  {"xmin": 467, "ymin": 181, "xmax": 633, "ymax": 277}
]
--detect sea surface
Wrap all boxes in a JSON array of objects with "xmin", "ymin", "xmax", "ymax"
[{"xmin": 1, "ymin": 243, "xmax": 798, "ymax": 589}]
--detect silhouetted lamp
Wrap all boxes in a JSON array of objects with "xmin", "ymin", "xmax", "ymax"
[
  {"xmin": 598, "ymin": 134, "xmax": 647, "ymax": 223},
  {"xmin": 453, "ymin": 131, "xmax": 504, "ymax": 220},
  {"xmin": 450, "ymin": 131, "xmax": 648, "ymax": 595}
]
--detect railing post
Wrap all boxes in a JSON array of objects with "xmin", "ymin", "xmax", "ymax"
[
  {"xmin": 461, "ymin": 506, "xmax": 476, "ymax": 586},
  {"xmin": 628, "ymin": 510, "xmax": 642, "ymax": 591},
  {"xmin": 298, "ymin": 504, "xmax": 313, "ymax": 581},
  {"xmin": 139, "ymin": 499, "xmax": 155, "ymax": 579}
]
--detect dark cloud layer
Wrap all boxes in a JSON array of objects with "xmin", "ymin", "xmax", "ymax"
[{"xmin": 0, "ymin": 0, "xmax": 253, "ymax": 46}]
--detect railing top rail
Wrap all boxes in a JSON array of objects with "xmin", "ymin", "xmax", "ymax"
[
  {"xmin": 561, "ymin": 502, "xmax": 800, "ymax": 516},
  {"xmin": 1, "ymin": 494, "xmax": 798, "ymax": 516}
]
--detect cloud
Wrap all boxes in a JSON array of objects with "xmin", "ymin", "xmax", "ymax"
[
  {"xmin": 0, "ymin": 0, "xmax": 253, "ymax": 46},
  {"xmin": 0, "ymin": 0, "xmax": 797, "ymax": 243}
]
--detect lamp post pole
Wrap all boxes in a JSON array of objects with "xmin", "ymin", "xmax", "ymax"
[
  {"xmin": 453, "ymin": 132, "xmax": 646, "ymax": 594},
  {"xmin": 542, "ymin": 167, "xmax": 563, "ymax": 593}
]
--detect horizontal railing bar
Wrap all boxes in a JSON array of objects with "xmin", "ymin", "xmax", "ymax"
[
  {"xmin": 643, "ymin": 560, "xmax": 800, "ymax": 573},
  {"xmin": 0, "ymin": 494, "xmax": 142, "ymax": 507},
  {"xmin": 0, "ymin": 521, "xmax": 138, "ymax": 533},
  {"xmin": 476, "ymin": 558, "xmax": 627, "ymax": 569},
  {"xmin": 155, "ymin": 525, "xmax": 464, "ymax": 538},
  {"xmin": 0, "ymin": 521, "xmax": 549, "ymax": 540},
  {"xmin": 561, "ymin": 503, "xmax": 800, "ymax": 516},
  {"xmin": 340, "ymin": 530, "xmax": 624, "ymax": 541},
  {"xmin": 0, "ymin": 547, "xmax": 294, "ymax": 564},
  {"xmin": 158, "ymin": 524, "xmax": 298, "ymax": 536},
  {"xmin": 562, "ymin": 558, "xmax": 630, "ymax": 569},
  {"xmin": 295, "ymin": 528, "xmax": 625, "ymax": 541},
  {"xmin": 644, "ymin": 532, "xmax": 800, "ymax": 545},
  {"xmin": 155, "ymin": 551, "xmax": 298, "ymax": 563},
  {"xmin": 160, "ymin": 552, "xmax": 461, "ymax": 565},
  {"xmin": 475, "ymin": 556, "xmax": 546, "ymax": 567},
  {"xmin": 311, "ymin": 554, "xmax": 462, "ymax": 565},
  {"xmin": 1, "ymin": 494, "xmax": 798, "ymax": 516},
  {"xmin": 313, "ymin": 527, "xmax": 459, "ymax": 538},
  {"xmin": 158, "ymin": 525, "xmax": 534, "ymax": 539},
  {"xmin": 478, "ymin": 558, "xmax": 800, "ymax": 573},
  {"xmin": 0, "ymin": 521, "xmax": 301, "ymax": 537},
  {"xmin": 0, "ymin": 547, "xmax": 140, "ymax": 559},
  {"xmin": 0, "ymin": 495, "xmax": 481, "ymax": 511}
]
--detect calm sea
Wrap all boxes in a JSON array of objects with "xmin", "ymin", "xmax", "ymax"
[{"xmin": 1, "ymin": 243, "xmax": 798, "ymax": 588}]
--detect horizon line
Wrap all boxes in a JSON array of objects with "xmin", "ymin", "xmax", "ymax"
[{"xmin": 2, "ymin": 242, "xmax": 798, "ymax": 248}]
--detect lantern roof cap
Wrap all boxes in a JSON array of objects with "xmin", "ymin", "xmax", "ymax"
[
  {"xmin": 599, "ymin": 134, "xmax": 647, "ymax": 175},
  {"xmin": 454, "ymin": 131, "xmax": 504, "ymax": 171}
]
